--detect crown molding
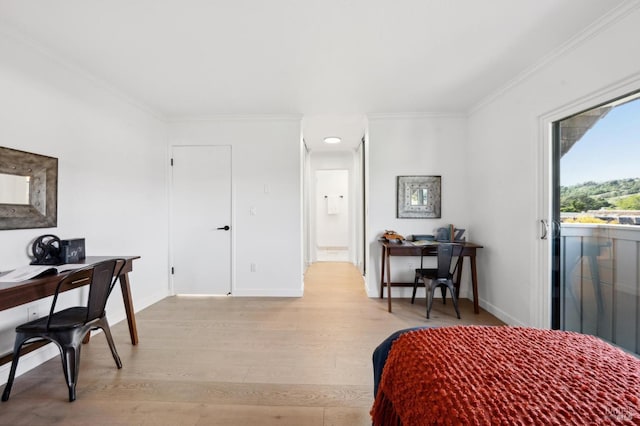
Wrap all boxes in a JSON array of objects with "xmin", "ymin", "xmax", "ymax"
[
  {"xmin": 367, "ymin": 111, "xmax": 467, "ymax": 120},
  {"xmin": 470, "ymin": 0, "xmax": 640, "ymax": 115},
  {"xmin": 167, "ymin": 114, "xmax": 303, "ymax": 123}
]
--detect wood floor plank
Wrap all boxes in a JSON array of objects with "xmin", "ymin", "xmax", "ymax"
[{"xmin": 0, "ymin": 262, "xmax": 503, "ymax": 425}]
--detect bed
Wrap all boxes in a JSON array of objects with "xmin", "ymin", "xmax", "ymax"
[{"xmin": 371, "ymin": 326, "xmax": 640, "ymax": 425}]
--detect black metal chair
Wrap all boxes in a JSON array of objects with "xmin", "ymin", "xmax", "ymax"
[
  {"xmin": 2, "ymin": 259, "xmax": 125, "ymax": 402},
  {"xmin": 411, "ymin": 243, "xmax": 463, "ymax": 319}
]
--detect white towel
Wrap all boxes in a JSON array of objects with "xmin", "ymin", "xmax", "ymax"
[{"xmin": 327, "ymin": 195, "xmax": 340, "ymax": 215}]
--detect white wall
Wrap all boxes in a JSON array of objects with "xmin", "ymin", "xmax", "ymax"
[
  {"xmin": 367, "ymin": 114, "xmax": 469, "ymax": 298},
  {"xmin": 467, "ymin": 5, "xmax": 640, "ymax": 327},
  {"xmin": 0, "ymin": 30, "xmax": 169, "ymax": 380},
  {"xmin": 168, "ymin": 118, "xmax": 303, "ymax": 297}
]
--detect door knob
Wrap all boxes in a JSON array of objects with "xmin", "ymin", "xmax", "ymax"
[{"xmin": 216, "ymin": 225, "xmax": 230, "ymax": 231}]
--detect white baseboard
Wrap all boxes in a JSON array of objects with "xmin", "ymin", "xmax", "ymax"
[
  {"xmin": 232, "ymin": 289, "xmax": 303, "ymax": 297},
  {"xmin": 478, "ymin": 298, "xmax": 526, "ymax": 327}
]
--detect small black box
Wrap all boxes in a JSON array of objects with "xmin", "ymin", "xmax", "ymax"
[{"xmin": 60, "ymin": 238, "xmax": 86, "ymax": 263}]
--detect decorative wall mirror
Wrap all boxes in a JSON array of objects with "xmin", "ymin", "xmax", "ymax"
[
  {"xmin": 0, "ymin": 146, "xmax": 58, "ymax": 230},
  {"xmin": 397, "ymin": 175, "xmax": 441, "ymax": 218}
]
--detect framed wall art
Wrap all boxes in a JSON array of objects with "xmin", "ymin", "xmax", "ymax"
[{"xmin": 397, "ymin": 175, "xmax": 441, "ymax": 218}]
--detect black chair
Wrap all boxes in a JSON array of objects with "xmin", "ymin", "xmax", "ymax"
[
  {"xmin": 411, "ymin": 246, "xmax": 436, "ymax": 304},
  {"xmin": 411, "ymin": 243, "xmax": 463, "ymax": 319},
  {"xmin": 2, "ymin": 259, "xmax": 125, "ymax": 402}
]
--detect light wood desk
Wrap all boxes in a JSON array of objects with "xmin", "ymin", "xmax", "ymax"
[
  {"xmin": 379, "ymin": 241, "xmax": 483, "ymax": 314},
  {"xmin": 0, "ymin": 256, "xmax": 140, "ymax": 365}
]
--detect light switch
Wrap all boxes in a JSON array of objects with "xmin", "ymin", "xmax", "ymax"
[{"xmin": 250, "ymin": 207, "xmax": 257, "ymax": 216}]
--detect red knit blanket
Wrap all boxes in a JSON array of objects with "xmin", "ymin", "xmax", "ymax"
[{"xmin": 371, "ymin": 326, "xmax": 640, "ymax": 425}]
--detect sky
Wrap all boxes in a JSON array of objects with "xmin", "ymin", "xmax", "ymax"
[{"xmin": 561, "ymin": 97, "xmax": 640, "ymax": 186}]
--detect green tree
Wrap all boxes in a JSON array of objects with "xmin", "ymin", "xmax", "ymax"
[
  {"xmin": 560, "ymin": 195, "xmax": 612, "ymax": 212},
  {"xmin": 615, "ymin": 194, "xmax": 640, "ymax": 210}
]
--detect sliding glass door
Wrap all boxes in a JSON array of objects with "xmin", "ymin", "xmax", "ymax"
[{"xmin": 551, "ymin": 91, "xmax": 640, "ymax": 354}]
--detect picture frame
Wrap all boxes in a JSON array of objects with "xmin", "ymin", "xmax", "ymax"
[{"xmin": 397, "ymin": 175, "xmax": 441, "ymax": 218}]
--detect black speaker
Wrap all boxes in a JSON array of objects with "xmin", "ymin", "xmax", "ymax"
[{"xmin": 60, "ymin": 238, "xmax": 86, "ymax": 263}]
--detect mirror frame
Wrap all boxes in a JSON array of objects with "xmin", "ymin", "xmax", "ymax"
[
  {"xmin": 397, "ymin": 175, "xmax": 441, "ymax": 218},
  {"xmin": 0, "ymin": 146, "xmax": 58, "ymax": 230}
]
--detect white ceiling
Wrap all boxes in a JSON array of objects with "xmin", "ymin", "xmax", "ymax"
[{"xmin": 0, "ymin": 0, "xmax": 625, "ymax": 151}]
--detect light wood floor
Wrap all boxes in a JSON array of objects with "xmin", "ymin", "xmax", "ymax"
[{"xmin": 0, "ymin": 262, "xmax": 503, "ymax": 425}]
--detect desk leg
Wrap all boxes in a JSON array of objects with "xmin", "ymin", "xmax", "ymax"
[
  {"xmin": 119, "ymin": 273, "xmax": 139, "ymax": 345},
  {"xmin": 385, "ymin": 246, "xmax": 392, "ymax": 313},
  {"xmin": 379, "ymin": 248, "xmax": 386, "ymax": 298},
  {"xmin": 470, "ymin": 255, "xmax": 479, "ymax": 314}
]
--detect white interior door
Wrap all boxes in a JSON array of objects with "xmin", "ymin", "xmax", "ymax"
[{"xmin": 171, "ymin": 145, "xmax": 231, "ymax": 295}]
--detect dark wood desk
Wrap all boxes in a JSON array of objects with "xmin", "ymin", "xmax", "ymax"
[
  {"xmin": 0, "ymin": 256, "xmax": 140, "ymax": 364},
  {"xmin": 379, "ymin": 241, "xmax": 483, "ymax": 314}
]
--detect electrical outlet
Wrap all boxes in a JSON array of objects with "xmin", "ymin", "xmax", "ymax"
[
  {"xmin": 250, "ymin": 263, "xmax": 256, "ymax": 272},
  {"xmin": 26, "ymin": 306, "xmax": 41, "ymax": 322}
]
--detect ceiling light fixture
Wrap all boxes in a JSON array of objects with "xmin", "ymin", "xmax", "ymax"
[{"xmin": 323, "ymin": 136, "xmax": 342, "ymax": 144}]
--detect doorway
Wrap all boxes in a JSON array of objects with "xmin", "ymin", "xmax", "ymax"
[
  {"xmin": 170, "ymin": 145, "xmax": 232, "ymax": 295},
  {"xmin": 301, "ymin": 115, "xmax": 367, "ymax": 285},
  {"xmin": 315, "ymin": 169, "xmax": 350, "ymax": 261},
  {"xmin": 305, "ymin": 146, "xmax": 365, "ymax": 269}
]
